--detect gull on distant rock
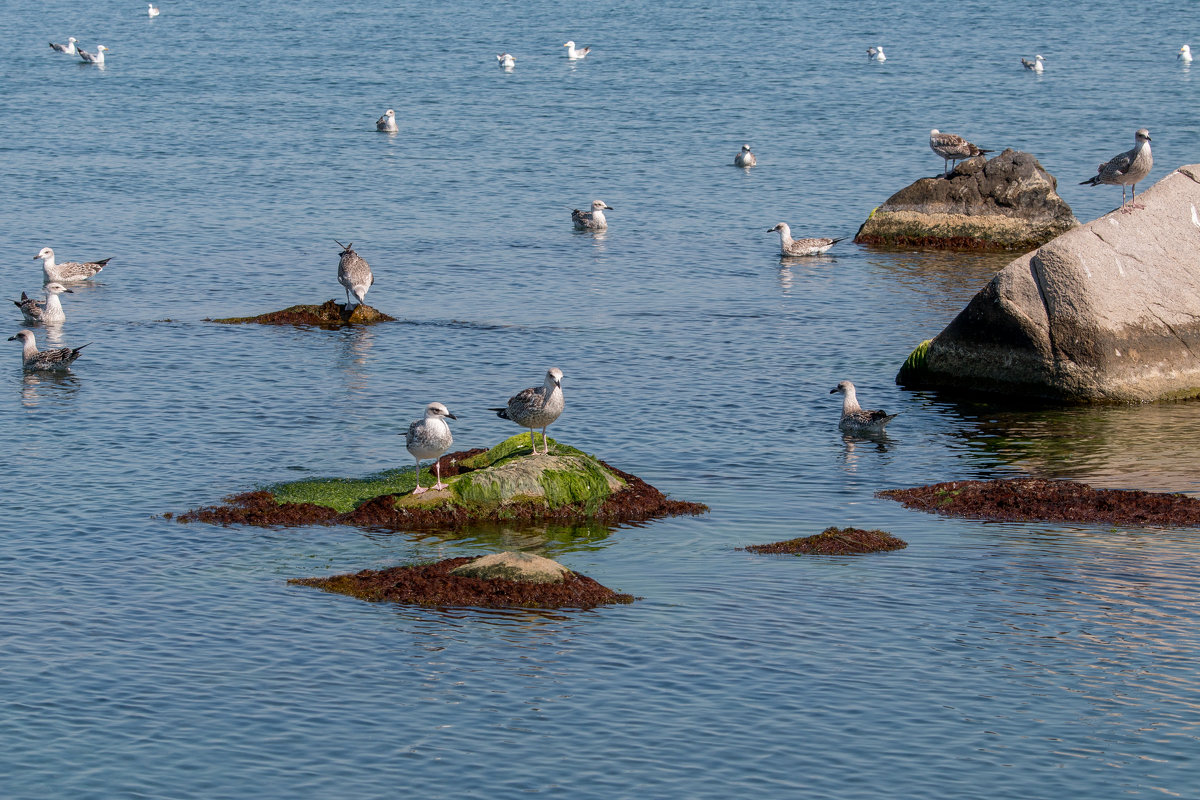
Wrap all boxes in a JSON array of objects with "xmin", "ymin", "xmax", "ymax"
[
  {"xmin": 767, "ymin": 223, "xmax": 843, "ymax": 257},
  {"xmin": 14, "ymin": 283, "xmax": 72, "ymax": 325},
  {"xmin": 734, "ymin": 144, "xmax": 757, "ymax": 168},
  {"xmin": 8, "ymin": 329, "xmax": 90, "ymax": 371},
  {"xmin": 497, "ymin": 53, "xmax": 516, "ymax": 69},
  {"xmin": 376, "ymin": 108, "xmax": 398, "ymax": 132},
  {"xmin": 49, "ymin": 37, "xmax": 77, "ymax": 54},
  {"xmin": 564, "ymin": 40, "xmax": 590, "ymax": 60},
  {"xmin": 33, "ymin": 247, "xmax": 111, "ymax": 284},
  {"xmin": 78, "ymin": 44, "xmax": 109, "ymax": 64},
  {"xmin": 572, "ymin": 200, "xmax": 612, "ymax": 230},
  {"xmin": 1021, "ymin": 54, "xmax": 1044, "ymax": 72},
  {"xmin": 867, "ymin": 46, "xmax": 886, "ymax": 61},
  {"xmin": 148, "ymin": 3, "xmax": 160, "ymax": 16},
  {"xmin": 335, "ymin": 240, "xmax": 373, "ymax": 309},
  {"xmin": 929, "ymin": 129, "xmax": 993, "ymax": 176},
  {"xmin": 1080, "ymin": 128, "xmax": 1153, "ymax": 212},
  {"xmin": 490, "ymin": 368, "xmax": 564, "ymax": 455},
  {"xmin": 405, "ymin": 402, "xmax": 457, "ymax": 494},
  {"xmin": 1179, "ymin": 45, "xmax": 1193, "ymax": 63},
  {"xmin": 831, "ymin": 380, "xmax": 896, "ymax": 434}
]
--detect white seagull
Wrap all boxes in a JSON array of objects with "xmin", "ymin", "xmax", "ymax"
[
  {"xmin": 767, "ymin": 223, "xmax": 843, "ymax": 257},
  {"xmin": 14, "ymin": 283, "xmax": 73, "ymax": 325},
  {"xmin": 78, "ymin": 44, "xmax": 109, "ymax": 64},
  {"xmin": 867, "ymin": 46, "xmax": 886, "ymax": 62},
  {"xmin": 376, "ymin": 108, "xmax": 398, "ymax": 132},
  {"xmin": 1080, "ymin": 128, "xmax": 1153, "ymax": 212},
  {"xmin": 33, "ymin": 247, "xmax": 111, "ymax": 284},
  {"xmin": 9, "ymin": 329, "xmax": 90, "ymax": 371},
  {"xmin": 490, "ymin": 368, "xmax": 564, "ymax": 455},
  {"xmin": 1021, "ymin": 54, "xmax": 1045, "ymax": 72},
  {"xmin": 335, "ymin": 241, "xmax": 374, "ymax": 309},
  {"xmin": 734, "ymin": 144, "xmax": 757, "ymax": 168},
  {"xmin": 405, "ymin": 402, "xmax": 457, "ymax": 494},
  {"xmin": 1179, "ymin": 45, "xmax": 1193, "ymax": 63},
  {"xmin": 572, "ymin": 200, "xmax": 612, "ymax": 230},
  {"xmin": 831, "ymin": 381, "xmax": 896, "ymax": 434},
  {"xmin": 148, "ymin": 3, "xmax": 160, "ymax": 16},
  {"xmin": 929, "ymin": 129, "xmax": 993, "ymax": 176},
  {"xmin": 497, "ymin": 53, "xmax": 516, "ymax": 69},
  {"xmin": 564, "ymin": 40, "xmax": 590, "ymax": 60},
  {"xmin": 49, "ymin": 37, "xmax": 77, "ymax": 54}
]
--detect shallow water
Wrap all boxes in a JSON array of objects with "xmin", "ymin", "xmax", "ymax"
[{"xmin": 3, "ymin": 0, "xmax": 1200, "ymax": 797}]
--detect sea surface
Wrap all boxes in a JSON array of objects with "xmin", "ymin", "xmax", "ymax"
[{"xmin": 2, "ymin": 1, "xmax": 1199, "ymax": 797}]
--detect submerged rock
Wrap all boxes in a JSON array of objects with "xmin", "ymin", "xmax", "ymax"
[
  {"xmin": 290, "ymin": 555, "xmax": 634, "ymax": 610},
  {"xmin": 854, "ymin": 149, "xmax": 1078, "ymax": 251},
  {"xmin": 743, "ymin": 527, "xmax": 907, "ymax": 555},
  {"xmin": 209, "ymin": 299, "xmax": 395, "ymax": 327},
  {"xmin": 898, "ymin": 164, "xmax": 1200, "ymax": 403}
]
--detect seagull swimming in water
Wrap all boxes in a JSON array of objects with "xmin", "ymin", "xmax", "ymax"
[
  {"xmin": 49, "ymin": 37, "xmax": 77, "ymax": 54},
  {"xmin": 1179, "ymin": 45, "xmax": 1193, "ymax": 63},
  {"xmin": 1021, "ymin": 54, "xmax": 1044, "ymax": 72},
  {"xmin": 1080, "ymin": 128, "xmax": 1153, "ymax": 213},
  {"xmin": 9, "ymin": 329, "xmax": 90, "ymax": 371},
  {"xmin": 405, "ymin": 402, "xmax": 457, "ymax": 494},
  {"xmin": 335, "ymin": 240, "xmax": 374, "ymax": 309},
  {"xmin": 767, "ymin": 223, "xmax": 843, "ymax": 257},
  {"xmin": 831, "ymin": 380, "xmax": 896, "ymax": 434},
  {"xmin": 14, "ymin": 283, "xmax": 72, "ymax": 325},
  {"xmin": 734, "ymin": 144, "xmax": 757, "ymax": 168},
  {"xmin": 490, "ymin": 368, "xmax": 564, "ymax": 455},
  {"xmin": 376, "ymin": 108, "xmax": 397, "ymax": 132},
  {"xmin": 929, "ymin": 129, "xmax": 993, "ymax": 176},
  {"xmin": 77, "ymin": 44, "xmax": 109, "ymax": 64},
  {"xmin": 33, "ymin": 248, "xmax": 111, "ymax": 284},
  {"xmin": 148, "ymin": 3, "xmax": 160, "ymax": 16},
  {"xmin": 564, "ymin": 40, "xmax": 590, "ymax": 60},
  {"xmin": 867, "ymin": 46, "xmax": 886, "ymax": 61},
  {"xmin": 572, "ymin": 200, "xmax": 612, "ymax": 230},
  {"xmin": 497, "ymin": 53, "xmax": 516, "ymax": 69}
]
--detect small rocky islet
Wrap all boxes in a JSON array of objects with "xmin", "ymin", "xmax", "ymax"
[
  {"xmin": 207, "ymin": 299, "xmax": 395, "ymax": 328},
  {"xmin": 743, "ymin": 527, "xmax": 908, "ymax": 555}
]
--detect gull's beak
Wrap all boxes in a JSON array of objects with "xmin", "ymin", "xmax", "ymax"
[
  {"xmin": 447, "ymin": 412, "xmax": 458, "ymax": 420},
  {"xmin": 65, "ymin": 289, "xmax": 74, "ymax": 294},
  {"xmin": 8, "ymin": 336, "xmax": 18, "ymax": 341},
  {"xmin": 829, "ymin": 388, "xmax": 838, "ymax": 394}
]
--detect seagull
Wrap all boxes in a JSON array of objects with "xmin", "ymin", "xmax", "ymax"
[
  {"xmin": 1021, "ymin": 54, "xmax": 1044, "ymax": 72},
  {"xmin": 1080, "ymin": 128, "xmax": 1153, "ymax": 212},
  {"xmin": 77, "ymin": 44, "xmax": 109, "ymax": 64},
  {"xmin": 335, "ymin": 240, "xmax": 374, "ymax": 309},
  {"xmin": 405, "ymin": 402, "xmax": 457, "ymax": 494},
  {"xmin": 734, "ymin": 144, "xmax": 757, "ymax": 168},
  {"xmin": 33, "ymin": 248, "xmax": 111, "ymax": 284},
  {"xmin": 1179, "ymin": 45, "xmax": 1193, "ymax": 63},
  {"xmin": 14, "ymin": 283, "xmax": 72, "ymax": 324},
  {"xmin": 831, "ymin": 381, "xmax": 896, "ymax": 434},
  {"xmin": 767, "ymin": 223, "xmax": 844, "ymax": 257},
  {"xmin": 8, "ymin": 329, "xmax": 90, "ymax": 371},
  {"xmin": 490, "ymin": 368, "xmax": 564, "ymax": 455},
  {"xmin": 564, "ymin": 40, "xmax": 590, "ymax": 60},
  {"xmin": 148, "ymin": 3, "xmax": 160, "ymax": 16},
  {"xmin": 49, "ymin": 37, "xmax": 78, "ymax": 54},
  {"xmin": 867, "ymin": 46, "xmax": 886, "ymax": 61},
  {"xmin": 497, "ymin": 53, "xmax": 516, "ymax": 69},
  {"xmin": 376, "ymin": 108, "xmax": 398, "ymax": 132},
  {"xmin": 572, "ymin": 200, "xmax": 612, "ymax": 230},
  {"xmin": 929, "ymin": 129, "xmax": 993, "ymax": 176}
]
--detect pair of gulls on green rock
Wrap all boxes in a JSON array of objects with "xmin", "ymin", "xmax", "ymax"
[{"xmin": 404, "ymin": 367, "xmax": 565, "ymax": 494}]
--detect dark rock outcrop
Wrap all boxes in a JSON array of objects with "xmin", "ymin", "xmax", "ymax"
[
  {"xmin": 855, "ymin": 149, "xmax": 1079, "ymax": 250},
  {"xmin": 742, "ymin": 527, "xmax": 907, "ymax": 555},
  {"xmin": 208, "ymin": 299, "xmax": 395, "ymax": 327}
]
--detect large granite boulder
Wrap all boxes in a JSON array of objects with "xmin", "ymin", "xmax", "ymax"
[
  {"xmin": 898, "ymin": 165, "xmax": 1200, "ymax": 403},
  {"xmin": 855, "ymin": 149, "xmax": 1079, "ymax": 250}
]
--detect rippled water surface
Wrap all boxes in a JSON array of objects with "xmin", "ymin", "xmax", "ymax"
[{"xmin": 3, "ymin": 0, "xmax": 1200, "ymax": 797}]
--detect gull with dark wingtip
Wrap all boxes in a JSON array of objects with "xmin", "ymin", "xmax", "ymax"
[
  {"xmin": 490, "ymin": 368, "xmax": 564, "ymax": 455},
  {"xmin": 376, "ymin": 109, "xmax": 397, "ymax": 132},
  {"xmin": 405, "ymin": 402, "xmax": 457, "ymax": 494},
  {"xmin": 929, "ymin": 129, "xmax": 992, "ymax": 177},
  {"xmin": 1080, "ymin": 128, "xmax": 1153, "ymax": 212},
  {"xmin": 33, "ymin": 247, "xmax": 111, "ymax": 284},
  {"xmin": 767, "ymin": 223, "xmax": 843, "ymax": 257},
  {"xmin": 77, "ymin": 44, "xmax": 109, "ymax": 64},
  {"xmin": 572, "ymin": 200, "xmax": 612, "ymax": 230},
  {"xmin": 1021, "ymin": 54, "xmax": 1044, "ymax": 72},
  {"xmin": 49, "ymin": 37, "xmax": 77, "ymax": 54},
  {"xmin": 335, "ymin": 240, "xmax": 374, "ymax": 309},
  {"xmin": 14, "ymin": 283, "xmax": 72, "ymax": 324},
  {"xmin": 831, "ymin": 380, "xmax": 896, "ymax": 434},
  {"xmin": 9, "ymin": 329, "xmax": 90, "ymax": 371}
]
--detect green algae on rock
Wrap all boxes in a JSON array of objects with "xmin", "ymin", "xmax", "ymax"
[
  {"xmin": 208, "ymin": 299, "xmax": 395, "ymax": 327},
  {"xmin": 289, "ymin": 555, "xmax": 634, "ymax": 610},
  {"xmin": 743, "ymin": 527, "xmax": 907, "ymax": 555},
  {"xmin": 177, "ymin": 435, "xmax": 708, "ymax": 530}
]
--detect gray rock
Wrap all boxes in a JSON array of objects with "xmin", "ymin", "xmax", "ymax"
[
  {"xmin": 855, "ymin": 149, "xmax": 1079, "ymax": 250},
  {"xmin": 898, "ymin": 165, "xmax": 1200, "ymax": 403},
  {"xmin": 450, "ymin": 551, "xmax": 571, "ymax": 584}
]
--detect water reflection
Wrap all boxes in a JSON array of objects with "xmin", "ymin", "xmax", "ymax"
[
  {"xmin": 41, "ymin": 322, "xmax": 66, "ymax": 347},
  {"xmin": 20, "ymin": 370, "xmax": 82, "ymax": 408},
  {"xmin": 336, "ymin": 325, "xmax": 376, "ymax": 395},
  {"xmin": 364, "ymin": 518, "xmax": 618, "ymax": 556}
]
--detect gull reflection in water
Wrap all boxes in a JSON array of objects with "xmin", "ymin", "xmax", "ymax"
[
  {"xmin": 20, "ymin": 370, "xmax": 81, "ymax": 408},
  {"xmin": 840, "ymin": 430, "xmax": 894, "ymax": 471},
  {"xmin": 337, "ymin": 325, "xmax": 376, "ymax": 395}
]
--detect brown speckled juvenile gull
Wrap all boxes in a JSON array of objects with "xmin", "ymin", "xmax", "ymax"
[
  {"xmin": 33, "ymin": 248, "xmax": 111, "ymax": 284},
  {"xmin": 929, "ymin": 129, "xmax": 992, "ymax": 176},
  {"xmin": 1080, "ymin": 128, "xmax": 1153, "ymax": 212},
  {"xmin": 734, "ymin": 144, "xmax": 757, "ymax": 168},
  {"xmin": 490, "ymin": 368, "xmax": 564, "ymax": 455},
  {"xmin": 572, "ymin": 200, "xmax": 612, "ymax": 230},
  {"xmin": 767, "ymin": 223, "xmax": 844, "ymax": 257},
  {"xmin": 831, "ymin": 380, "xmax": 896, "ymax": 434},
  {"xmin": 14, "ymin": 283, "xmax": 72, "ymax": 324},
  {"xmin": 405, "ymin": 402, "xmax": 457, "ymax": 494},
  {"xmin": 335, "ymin": 240, "xmax": 374, "ymax": 308},
  {"xmin": 8, "ymin": 329, "xmax": 90, "ymax": 371}
]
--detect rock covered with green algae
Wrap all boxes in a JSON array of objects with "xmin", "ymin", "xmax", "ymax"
[
  {"xmin": 176, "ymin": 434, "xmax": 708, "ymax": 530},
  {"xmin": 208, "ymin": 299, "xmax": 395, "ymax": 327}
]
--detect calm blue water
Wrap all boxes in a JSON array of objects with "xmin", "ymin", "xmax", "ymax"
[{"xmin": 3, "ymin": 1, "xmax": 1200, "ymax": 797}]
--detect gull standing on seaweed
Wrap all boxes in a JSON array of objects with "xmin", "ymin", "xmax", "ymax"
[
  {"xmin": 335, "ymin": 241, "xmax": 373, "ymax": 309},
  {"xmin": 490, "ymin": 368, "xmax": 564, "ymax": 455},
  {"xmin": 767, "ymin": 223, "xmax": 843, "ymax": 257},
  {"xmin": 734, "ymin": 144, "xmax": 757, "ymax": 168},
  {"xmin": 14, "ymin": 283, "xmax": 72, "ymax": 325},
  {"xmin": 148, "ymin": 3, "xmax": 161, "ymax": 16},
  {"xmin": 497, "ymin": 53, "xmax": 516, "ymax": 69},
  {"xmin": 33, "ymin": 248, "xmax": 111, "ymax": 284},
  {"xmin": 1021, "ymin": 54, "xmax": 1045, "ymax": 72},
  {"xmin": 376, "ymin": 109, "xmax": 398, "ymax": 132},
  {"xmin": 831, "ymin": 381, "xmax": 896, "ymax": 434},
  {"xmin": 867, "ymin": 46, "xmax": 886, "ymax": 61},
  {"xmin": 1080, "ymin": 128, "xmax": 1152, "ymax": 212},
  {"xmin": 572, "ymin": 200, "xmax": 612, "ymax": 230},
  {"xmin": 49, "ymin": 37, "xmax": 78, "ymax": 54},
  {"xmin": 563, "ymin": 40, "xmax": 590, "ymax": 60},
  {"xmin": 929, "ymin": 129, "xmax": 992, "ymax": 176},
  {"xmin": 77, "ymin": 44, "xmax": 109, "ymax": 64},
  {"xmin": 8, "ymin": 329, "xmax": 90, "ymax": 371},
  {"xmin": 405, "ymin": 402, "xmax": 457, "ymax": 494},
  {"xmin": 1179, "ymin": 45, "xmax": 1193, "ymax": 63}
]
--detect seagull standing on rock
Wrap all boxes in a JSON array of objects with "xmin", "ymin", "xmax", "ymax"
[
  {"xmin": 831, "ymin": 380, "xmax": 896, "ymax": 434},
  {"xmin": 405, "ymin": 402, "xmax": 457, "ymax": 494},
  {"xmin": 929, "ymin": 129, "xmax": 992, "ymax": 177},
  {"xmin": 1080, "ymin": 128, "xmax": 1153, "ymax": 212},
  {"xmin": 335, "ymin": 240, "xmax": 374, "ymax": 309},
  {"xmin": 490, "ymin": 368, "xmax": 564, "ymax": 455}
]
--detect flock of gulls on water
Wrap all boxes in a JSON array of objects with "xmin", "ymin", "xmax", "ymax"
[{"xmin": 22, "ymin": 24, "xmax": 1179, "ymax": 461}]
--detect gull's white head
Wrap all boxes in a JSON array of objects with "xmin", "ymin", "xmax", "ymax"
[
  {"xmin": 1180, "ymin": 45, "xmax": 1192, "ymax": 59},
  {"xmin": 591, "ymin": 200, "xmax": 612, "ymax": 211},
  {"xmin": 8, "ymin": 329, "xmax": 35, "ymax": 345},
  {"xmin": 546, "ymin": 367, "xmax": 564, "ymax": 388},
  {"xmin": 1135, "ymin": 128, "xmax": 1151, "ymax": 143},
  {"xmin": 384, "ymin": 109, "xmax": 395, "ymax": 117},
  {"xmin": 767, "ymin": 223, "xmax": 791, "ymax": 235},
  {"xmin": 69, "ymin": 37, "xmax": 77, "ymax": 43},
  {"xmin": 741, "ymin": 144, "xmax": 752, "ymax": 152},
  {"xmin": 930, "ymin": 128, "xmax": 940, "ymax": 136},
  {"xmin": 34, "ymin": 247, "xmax": 54, "ymax": 262},
  {"xmin": 830, "ymin": 380, "xmax": 856, "ymax": 396},
  {"xmin": 98, "ymin": 45, "xmax": 109, "ymax": 52},
  {"xmin": 44, "ymin": 283, "xmax": 73, "ymax": 295},
  {"xmin": 564, "ymin": 41, "xmax": 575, "ymax": 48},
  {"xmin": 424, "ymin": 401, "xmax": 457, "ymax": 420}
]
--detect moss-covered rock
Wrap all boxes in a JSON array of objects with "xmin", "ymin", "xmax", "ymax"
[{"xmin": 209, "ymin": 299, "xmax": 395, "ymax": 327}]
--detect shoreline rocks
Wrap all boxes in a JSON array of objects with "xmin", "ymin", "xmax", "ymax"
[
  {"xmin": 742, "ymin": 527, "xmax": 907, "ymax": 555},
  {"xmin": 854, "ymin": 149, "xmax": 1079, "ymax": 251},
  {"xmin": 208, "ymin": 299, "xmax": 395, "ymax": 327}
]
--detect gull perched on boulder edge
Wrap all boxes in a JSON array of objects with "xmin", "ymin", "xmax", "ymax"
[
  {"xmin": 831, "ymin": 380, "xmax": 896, "ymax": 434},
  {"xmin": 405, "ymin": 402, "xmax": 457, "ymax": 494},
  {"xmin": 767, "ymin": 223, "xmax": 843, "ymax": 256},
  {"xmin": 1080, "ymin": 128, "xmax": 1152, "ymax": 212},
  {"xmin": 9, "ymin": 329, "xmax": 90, "ymax": 371},
  {"xmin": 335, "ymin": 240, "xmax": 374, "ymax": 309},
  {"xmin": 490, "ymin": 368, "xmax": 564, "ymax": 455},
  {"xmin": 929, "ymin": 129, "xmax": 992, "ymax": 177}
]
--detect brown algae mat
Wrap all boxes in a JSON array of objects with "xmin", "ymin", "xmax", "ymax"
[
  {"xmin": 879, "ymin": 478, "xmax": 1200, "ymax": 527},
  {"xmin": 289, "ymin": 557, "xmax": 634, "ymax": 610},
  {"xmin": 744, "ymin": 527, "xmax": 907, "ymax": 555},
  {"xmin": 208, "ymin": 299, "xmax": 395, "ymax": 327}
]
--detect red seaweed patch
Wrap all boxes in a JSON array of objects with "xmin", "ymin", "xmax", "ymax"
[
  {"xmin": 743, "ymin": 527, "xmax": 907, "ymax": 555},
  {"xmin": 208, "ymin": 300, "xmax": 395, "ymax": 327},
  {"xmin": 878, "ymin": 478, "xmax": 1200, "ymax": 526}
]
